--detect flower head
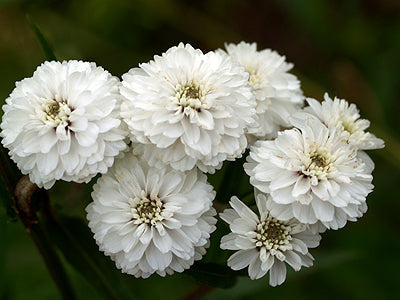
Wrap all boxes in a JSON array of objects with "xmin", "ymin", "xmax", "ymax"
[
  {"xmin": 223, "ymin": 41, "xmax": 303, "ymax": 139},
  {"xmin": 220, "ymin": 194, "xmax": 320, "ymax": 286},
  {"xmin": 291, "ymin": 93, "xmax": 384, "ymax": 150},
  {"xmin": 120, "ymin": 43, "xmax": 257, "ymax": 173},
  {"xmin": 86, "ymin": 153, "xmax": 217, "ymax": 278},
  {"xmin": 244, "ymin": 118, "xmax": 374, "ymax": 229},
  {"xmin": 0, "ymin": 60, "xmax": 127, "ymax": 188}
]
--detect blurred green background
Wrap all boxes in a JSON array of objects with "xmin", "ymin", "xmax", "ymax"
[{"xmin": 1, "ymin": 0, "xmax": 400, "ymax": 299}]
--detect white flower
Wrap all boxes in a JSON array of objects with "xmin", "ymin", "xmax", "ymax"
[
  {"xmin": 291, "ymin": 93, "xmax": 384, "ymax": 150},
  {"xmin": 120, "ymin": 43, "xmax": 257, "ymax": 173},
  {"xmin": 86, "ymin": 153, "xmax": 217, "ymax": 278},
  {"xmin": 0, "ymin": 60, "xmax": 127, "ymax": 189},
  {"xmin": 223, "ymin": 41, "xmax": 303, "ymax": 139},
  {"xmin": 220, "ymin": 194, "xmax": 320, "ymax": 286},
  {"xmin": 244, "ymin": 118, "xmax": 374, "ymax": 230}
]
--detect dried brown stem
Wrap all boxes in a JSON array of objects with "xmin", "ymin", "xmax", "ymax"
[
  {"xmin": 13, "ymin": 175, "xmax": 39, "ymax": 229},
  {"xmin": 12, "ymin": 175, "xmax": 76, "ymax": 300}
]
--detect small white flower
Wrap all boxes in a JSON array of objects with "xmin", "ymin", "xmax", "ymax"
[
  {"xmin": 0, "ymin": 60, "xmax": 127, "ymax": 189},
  {"xmin": 223, "ymin": 41, "xmax": 303, "ymax": 139},
  {"xmin": 291, "ymin": 93, "xmax": 384, "ymax": 150},
  {"xmin": 244, "ymin": 118, "xmax": 374, "ymax": 229},
  {"xmin": 220, "ymin": 194, "xmax": 320, "ymax": 286},
  {"xmin": 120, "ymin": 43, "xmax": 257, "ymax": 173},
  {"xmin": 86, "ymin": 153, "xmax": 217, "ymax": 278}
]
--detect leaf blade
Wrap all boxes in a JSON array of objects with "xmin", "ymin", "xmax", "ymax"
[
  {"xmin": 44, "ymin": 215, "xmax": 135, "ymax": 300},
  {"xmin": 26, "ymin": 14, "xmax": 57, "ymax": 61}
]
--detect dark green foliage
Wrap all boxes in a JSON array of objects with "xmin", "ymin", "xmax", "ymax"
[
  {"xmin": 43, "ymin": 215, "xmax": 135, "ymax": 300},
  {"xmin": 185, "ymin": 262, "xmax": 238, "ymax": 289},
  {"xmin": 0, "ymin": 142, "xmax": 21, "ymax": 221}
]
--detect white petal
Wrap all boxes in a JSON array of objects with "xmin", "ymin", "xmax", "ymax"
[
  {"xmin": 260, "ymin": 252, "xmax": 274, "ymax": 272},
  {"xmin": 248, "ymin": 255, "xmax": 268, "ymax": 280},
  {"xmin": 292, "ymin": 176, "xmax": 311, "ymax": 197},
  {"xmin": 284, "ymin": 250, "xmax": 302, "ymax": 271},
  {"xmin": 219, "ymin": 208, "xmax": 240, "ymax": 225},
  {"xmin": 311, "ymin": 199, "xmax": 334, "ymax": 222},
  {"xmin": 292, "ymin": 202, "xmax": 317, "ymax": 224},
  {"xmin": 235, "ymin": 236, "xmax": 256, "ymax": 250},
  {"xmin": 145, "ymin": 244, "xmax": 172, "ymax": 270},
  {"xmin": 227, "ymin": 249, "xmax": 258, "ymax": 271},
  {"xmin": 229, "ymin": 196, "xmax": 259, "ymax": 225},
  {"xmin": 152, "ymin": 230, "xmax": 172, "ymax": 253},
  {"xmin": 220, "ymin": 232, "xmax": 240, "ymax": 250},
  {"xmin": 75, "ymin": 123, "xmax": 99, "ymax": 147},
  {"xmin": 269, "ymin": 260, "xmax": 287, "ymax": 286}
]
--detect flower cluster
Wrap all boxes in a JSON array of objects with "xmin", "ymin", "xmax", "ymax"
[{"xmin": 1, "ymin": 42, "xmax": 384, "ymax": 285}]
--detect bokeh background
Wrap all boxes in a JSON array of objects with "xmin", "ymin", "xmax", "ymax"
[{"xmin": 1, "ymin": 0, "xmax": 400, "ymax": 299}]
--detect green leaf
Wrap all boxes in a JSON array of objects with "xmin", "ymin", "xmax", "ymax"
[
  {"xmin": 185, "ymin": 262, "xmax": 238, "ymax": 289},
  {"xmin": 26, "ymin": 15, "xmax": 57, "ymax": 61},
  {"xmin": 43, "ymin": 215, "xmax": 135, "ymax": 300}
]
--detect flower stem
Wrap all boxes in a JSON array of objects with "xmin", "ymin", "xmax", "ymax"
[{"xmin": 13, "ymin": 176, "xmax": 77, "ymax": 300}]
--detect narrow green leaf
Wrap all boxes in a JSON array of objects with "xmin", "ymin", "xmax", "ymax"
[
  {"xmin": 29, "ymin": 222, "xmax": 77, "ymax": 299},
  {"xmin": 43, "ymin": 215, "xmax": 135, "ymax": 300},
  {"xmin": 26, "ymin": 15, "xmax": 57, "ymax": 61},
  {"xmin": 185, "ymin": 262, "xmax": 238, "ymax": 289}
]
